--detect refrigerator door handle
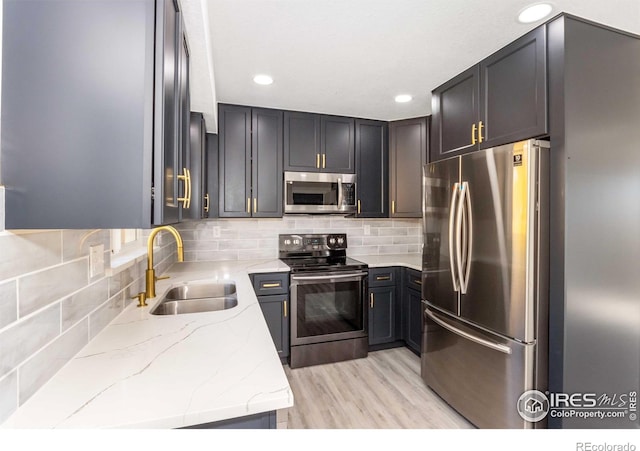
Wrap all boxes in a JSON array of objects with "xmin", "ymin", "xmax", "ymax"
[
  {"xmin": 459, "ymin": 181, "xmax": 473, "ymax": 294},
  {"xmin": 454, "ymin": 182, "xmax": 466, "ymax": 293},
  {"xmin": 448, "ymin": 182, "xmax": 461, "ymax": 292},
  {"xmin": 425, "ymin": 308, "xmax": 512, "ymax": 355}
]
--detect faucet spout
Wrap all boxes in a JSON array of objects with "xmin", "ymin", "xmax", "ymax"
[{"xmin": 145, "ymin": 225, "xmax": 184, "ymax": 299}]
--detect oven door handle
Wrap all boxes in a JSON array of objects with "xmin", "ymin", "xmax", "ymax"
[{"xmin": 291, "ymin": 272, "xmax": 368, "ymax": 281}]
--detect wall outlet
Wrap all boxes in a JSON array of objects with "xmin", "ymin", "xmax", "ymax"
[
  {"xmin": 89, "ymin": 244, "xmax": 105, "ymax": 278},
  {"xmin": 213, "ymin": 226, "xmax": 221, "ymax": 238},
  {"xmin": 364, "ymin": 225, "xmax": 371, "ymax": 236}
]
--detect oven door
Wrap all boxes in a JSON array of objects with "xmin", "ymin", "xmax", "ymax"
[{"xmin": 290, "ymin": 271, "xmax": 368, "ymax": 345}]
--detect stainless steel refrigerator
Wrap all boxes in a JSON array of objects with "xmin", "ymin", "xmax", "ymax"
[{"xmin": 421, "ymin": 139, "xmax": 549, "ymax": 429}]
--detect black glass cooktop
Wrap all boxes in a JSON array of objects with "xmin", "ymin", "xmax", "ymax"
[{"xmin": 280, "ymin": 256, "xmax": 367, "ymax": 273}]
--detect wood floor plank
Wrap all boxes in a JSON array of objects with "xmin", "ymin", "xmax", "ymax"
[{"xmin": 284, "ymin": 347, "xmax": 474, "ymax": 429}]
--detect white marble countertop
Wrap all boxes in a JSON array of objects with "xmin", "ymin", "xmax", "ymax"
[
  {"xmin": 2, "ymin": 259, "xmax": 293, "ymax": 429},
  {"xmin": 354, "ymin": 254, "xmax": 422, "ymax": 271}
]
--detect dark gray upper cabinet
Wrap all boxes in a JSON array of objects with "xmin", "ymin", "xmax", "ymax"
[
  {"xmin": 283, "ymin": 111, "xmax": 321, "ymax": 172},
  {"xmin": 284, "ymin": 111, "xmax": 355, "ymax": 173},
  {"xmin": 430, "ymin": 66, "xmax": 480, "ymax": 160},
  {"xmin": 1, "ymin": 0, "xmax": 188, "ymax": 229},
  {"xmin": 430, "ymin": 26, "xmax": 547, "ymax": 162},
  {"xmin": 321, "ymin": 116, "xmax": 355, "ymax": 173},
  {"xmin": 355, "ymin": 120, "xmax": 388, "ymax": 218},
  {"xmin": 186, "ymin": 112, "xmax": 206, "ymax": 220},
  {"xmin": 389, "ymin": 117, "xmax": 428, "ymax": 218},
  {"xmin": 252, "ymin": 108, "xmax": 284, "ymax": 218},
  {"xmin": 480, "ymin": 26, "xmax": 547, "ymax": 148},
  {"xmin": 218, "ymin": 104, "xmax": 252, "ymax": 217},
  {"xmin": 205, "ymin": 134, "xmax": 219, "ymax": 219},
  {"xmin": 218, "ymin": 104, "xmax": 283, "ymax": 218}
]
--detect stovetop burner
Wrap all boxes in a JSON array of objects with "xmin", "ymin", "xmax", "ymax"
[{"xmin": 278, "ymin": 233, "xmax": 367, "ymax": 273}]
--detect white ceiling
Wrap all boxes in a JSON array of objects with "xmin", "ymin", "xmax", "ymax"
[{"xmin": 182, "ymin": 0, "xmax": 640, "ymax": 133}]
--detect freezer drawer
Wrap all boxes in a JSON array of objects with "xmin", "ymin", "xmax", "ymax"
[{"xmin": 421, "ymin": 306, "xmax": 537, "ymax": 429}]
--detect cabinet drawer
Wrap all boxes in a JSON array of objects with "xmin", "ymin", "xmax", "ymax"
[
  {"xmin": 369, "ymin": 267, "xmax": 397, "ymax": 287},
  {"xmin": 405, "ymin": 268, "xmax": 423, "ymax": 292},
  {"xmin": 252, "ymin": 273, "xmax": 289, "ymax": 296}
]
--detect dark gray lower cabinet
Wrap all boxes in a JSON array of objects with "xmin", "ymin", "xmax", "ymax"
[
  {"xmin": 251, "ymin": 272, "xmax": 290, "ymax": 360},
  {"xmin": 183, "ymin": 411, "xmax": 276, "ymax": 429},
  {"xmin": 402, "ymin": 268, "xmax": 423, "ymax": 355},
  {"xmin": 368, "ymin": 286, "xmax": 396, "ymax": 345},
  {"xmin": 257, "ymin": 294, "xmax": 290, "ymax": 359}
]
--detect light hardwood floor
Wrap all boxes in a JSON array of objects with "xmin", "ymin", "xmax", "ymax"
[{"xmin": 283, "ymin": 347, "xmax": 473, "ymax": 429}]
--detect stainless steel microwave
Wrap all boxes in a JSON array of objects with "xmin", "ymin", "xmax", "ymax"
[{"xmin": 284, "ymin": 172, "xmax": 357, "ymax": 214}]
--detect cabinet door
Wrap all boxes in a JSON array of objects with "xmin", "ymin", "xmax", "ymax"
[
  {"xmin": 252, "ymin": 109, "xmax": 284, "ymax": 218},
  {"xmin": 154, "ymin": 0, "xmax": 182, "ymax": 225},
  {"xmin": 284, "ymin": 111, "xmax": 321, "ymax": 172},
  {"xmin": 187, "ymin": 113, "xmax": 205, "ymax": 220},
  {"xmin": 258, "ymin": 295, "xmax": 290, "ymax": 359},
  {"xmin": 178, "ymin": 31, "xmax": 192, "ymax": 220},
  {"xmin": 205, "ymin": 133, "xmax": 218, "ymax": 219},
  {"xmin": 405, "ymin": 288, "xmax": 423, "ymax": 354},
  {"xmin": 218, "ymin": 104, "xmax": 252, "ymax": 217},
  {"xmin": 479, "ymin": 26, "xmax": 547, "ymax": 149},
  {"xmin": 321, "ymin": 116, "xmax": 355, "ymax": 173},
  {"xmin": 389, "ymin": 117, "xmax": 428, "ymax": 218},
  {"xmin": 430, "ymin": 66, "xmax": 480, "ymax": 162},
  {"xmin": 369, "ymin": 286, "xmax": 396, "ymax": 345},
  {"xmin": 356, "ymin": 119, "xmax": 388, "ymax": 218}
]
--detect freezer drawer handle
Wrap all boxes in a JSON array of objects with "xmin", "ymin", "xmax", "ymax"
[{"xmin": 425, "ymin": 308, "xmax": 512, "ymax": 355}]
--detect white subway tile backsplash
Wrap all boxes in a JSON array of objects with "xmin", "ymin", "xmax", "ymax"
[
  {"xmin": 0, "ymin": 304, "xmax": 60, "ymax": 379},
  {"xmin": 62, "ymin": 230, "xmax": 110, "ymax": 262},
  {"xmin": 18, "ymin": 319, "xmax": 88, "ymax": 405},
  {"xmin": 0, "ymin": 371, "xmax": 17, "ymax": 424},
  {"xmin": 0, "ymin": 231, "xmax": 62, "ymax": 281},
  {"xmin": 177, "ymin": 218, "xmax": 422, "ymax": 262},
  {"xmin": 61, "ymin": 279, "xmax": 109, "ymax": 331},
  {"xmin": 18, "ymin": 259, "xmax": 88, "ymax": 318},
  {"xmin": 0, "ymin": 281, "xmax": 17, "ymax": 331},
  {"xmin": 89, "ymin": 292, "xmax": 124, "ymax": 340}
]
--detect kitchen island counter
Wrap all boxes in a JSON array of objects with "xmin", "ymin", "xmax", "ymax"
[{"xmin": 1, "ymin": 260, "xmax": 293, "ymax": 429}]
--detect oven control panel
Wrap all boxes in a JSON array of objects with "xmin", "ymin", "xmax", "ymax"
[{"xmin": 279, "ymin": 233, "xmax": 348, "ymax": 252}]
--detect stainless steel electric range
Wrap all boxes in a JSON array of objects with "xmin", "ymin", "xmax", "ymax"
[{"xmin": 279, "ymin": 233, "xmax": 368, "ymax": 369}]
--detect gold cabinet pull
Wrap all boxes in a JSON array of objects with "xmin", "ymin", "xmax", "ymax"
[
  {"xmin": 376, "ymin": 275, "xmax": 391, "ymax": 281},
  {"xmin": 247, "ymin": 197, "xmax": 251, "ymax": 213},
  {"xmin": 414, "ymin": 279, "xmax": 422, "ymax": 285},
  {"xmin": 478, "ymin": 121, "xmax": 484, "ymax": 143},
  {"xmin": 177, "ymin": 167, "xmax": 190, "ymax": 208},
  {"xmin": 262, "ymin": 282, "xmax": 281, "ymax": 288},
  {"xmin": 253, "ymin": 198, "xmax": 257, "ymax": 213},
  {"xmin": 322, "ymin": 154, "xmax": 326, "ymax": 169},
  {"xmin": 357, "ymin": 199, "xmax": 361, "ymax": 214},
  {"xmin": 391, "ymin": 200, "xmax": 396, "ymax": 215},
  {"xmin": 471, "ymin": 123, "xmax": 477, "ymax": 145},
  {"xmin": 204, "ymin": 193, "xmax": 210, "ymax": 213},
  {"xmin": 316, "ymin": 153, "xmax": 320, "ymax": 168},
  {"xmin": 185, "ymin": 168, "xmax": 192, "ymax": 208},
  {"xmin": 283, "ymin": 300, "xmax": 288, "ymax": 318},
  {"xmin": 370, "ymin": 292, "xmax": 374, "ymax": 309}
]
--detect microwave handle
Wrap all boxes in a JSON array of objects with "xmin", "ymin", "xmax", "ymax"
[{"xmin": 337, "ymin": 177, "xmax": 343, "ymax": 208}]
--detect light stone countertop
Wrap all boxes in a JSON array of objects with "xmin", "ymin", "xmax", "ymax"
[
  {"xmin": 1, "ymin": 255, "xmax": 422, "ymax": 429},
  {"xmin": 354, "ymin": 254, "xmax": 422, "ymax": 271},
  {"xmin": 2, "ymin": 259, "xmax": 292, "ymax": 429}
]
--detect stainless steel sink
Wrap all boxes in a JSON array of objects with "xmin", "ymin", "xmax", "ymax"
[
  {"xmin": 151, "ymin": 282, "xmax": 238, "ymax": 316},
  {"xmin": 164, "ymin": 282, "xmax": 236, "ymax": 301}
]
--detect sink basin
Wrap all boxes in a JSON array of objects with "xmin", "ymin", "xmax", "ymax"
[
  {"xmin": 150, "ymin": 281, "xmax": 238, "ymax": 316},
  {"xmin": 151, "ymin": 297, "xmax": 238, "ymax": 316},
  {"xmin": 164, "ymin": 282, "xmax": 236, "ymax": 301}
]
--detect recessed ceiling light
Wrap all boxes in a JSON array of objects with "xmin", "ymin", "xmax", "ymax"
[
  {"xmin": 518, "ymin": 3, "xmax": 553, "ymax": 23},
  {"xmin": 395, "ymin": 94, "xmax": 412, "ymax": 103},
  {"xmin": 253, "ymin": 74, "xmax": 273, "ymax": 85}
]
